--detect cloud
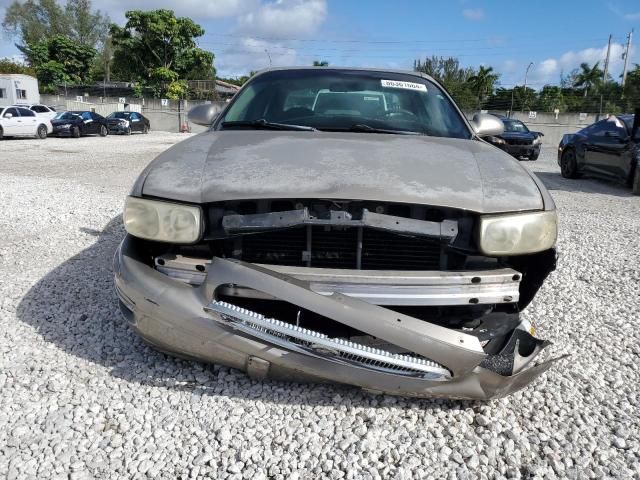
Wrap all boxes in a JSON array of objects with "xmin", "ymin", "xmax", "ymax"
[
  {"xmin": 237, "ymin": 0, "xmax": 327, "ymax": 38},
  {"xmin": 462, "ymin": 8, "xmax": 485, "ymax": 21},
  {"xmin": 607, "ymin": 2, "xmax": 640, "ymax": 20},
  {"xmin": 100, "ymin": 0, "xmax": 259, "ymax": 21},
  {"xmin": 217, "ymin": 0, "xmax": 328, "ymax": 76},
  {"xmin": 509, "ymin": 43, "xmax": 631, "ymax": 86},
  {"xmin": 216, "ymin": 36, "xmax": 297, "ymax": 75}
]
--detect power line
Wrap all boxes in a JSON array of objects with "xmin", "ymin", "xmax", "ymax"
[{"xmin": 202, "ymin": 32, "xmax": 611, "ymax": 45}]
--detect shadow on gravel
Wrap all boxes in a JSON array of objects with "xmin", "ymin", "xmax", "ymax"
[
  {"xmin": 16, "ymin": 216, "xmax": 470, "ymax": 410},
  {"xmin": 534, "ymin": 171, "xmax": 634, "ymax": 197}
]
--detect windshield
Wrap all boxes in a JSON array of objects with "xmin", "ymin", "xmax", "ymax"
[
  {"xmin": 503, "ymin": 120, "xmax": 529, "ymax": 133},
  {"xmin": 219, "ymin": 69, "xmax": 471, "ymax": 138},
  {"xmin": 108, "ymin": 112, "xmax": 130, "ymax": 119},
  {"xmin": 53, "ymin": 112, "xmax": 79, "ymax": 120}
]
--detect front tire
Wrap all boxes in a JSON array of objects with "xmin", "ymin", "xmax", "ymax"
[
  {"xmin": 560, "ymin": 149, "xmax": 579, "ymax": 179},
  {"xmin": 529, "ymin": 151, "xmax": 540, "ymax": 161},
  {"xmin": 143, "ymin": 125, "xmax": 149, "ymax": 134},
  {"xmin": 37, "ymin": 124, "xmax": 48, "ymax": 139},
  {"xmin": 125, "ymin": 127, "xmax": 132, "ymax": 135},
  {"xmin": 0, "ymin": 126, "xmax": 3, "ymax": 140},
  {"xmin": 72, "ymin": 126, "xmax": 81, "ymax": 138},
  {"xmin": 99, "ymin": 125, "xmax": 108, "ymax": 137}
]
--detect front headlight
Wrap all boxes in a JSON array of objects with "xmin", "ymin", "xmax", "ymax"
[
  {"xmin": 478, "ymin": 211, "xmax": 557, "ymax": 256},
  {"xmin": 123, "ymin": 196, "xmax": 203, "ymax": 243},
  {"xmin": 485, "ymin": 135, "xmax": 506, "ymax": 145},
  {"xmin": 533, "ymin": 136, "xmax": 542, "ymax": 145}
]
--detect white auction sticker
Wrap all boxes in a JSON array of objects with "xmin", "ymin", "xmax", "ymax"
[{"xmin": 381, "ymin": 79, "xmax": 427, "ymax": 92}]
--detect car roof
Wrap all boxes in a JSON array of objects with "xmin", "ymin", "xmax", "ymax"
[{"xmin": 251, "ymin": 66, "xmax": 439, "ymax": 84}]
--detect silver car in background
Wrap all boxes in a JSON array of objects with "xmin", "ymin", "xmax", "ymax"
[{"xmin": 114, "ymin": 67, "xmax": 561, "ymax": 400}]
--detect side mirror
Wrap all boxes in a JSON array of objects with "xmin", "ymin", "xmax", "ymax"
[
  {"xmin": 471, "ymin": 113, "xmax": 504, "ymax": 136},
  {"xmin": 4, "ymin": 113, "xmax": 13, "ymax": 119},
  {"xmin": 188, "ymin": 104, "xmax": 220, "ymax": 126}
]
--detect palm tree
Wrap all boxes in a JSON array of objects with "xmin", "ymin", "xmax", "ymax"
[
  {"xmin": 574, "ymin": 62, "xmax": 603, "ymax": 97},
  {"xmin": 467, "ymin": 66, "xmax": 499, "ymax": 108}
]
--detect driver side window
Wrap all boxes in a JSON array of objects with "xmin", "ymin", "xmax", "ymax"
[{"xmin": 589, "ymin": 121, "xmax": 623, "ymax": 138}]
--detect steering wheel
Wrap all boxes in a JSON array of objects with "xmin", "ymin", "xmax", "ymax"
[{"xmin": 384, "ymin": 109, "xmax": 417, "ymax": 119}]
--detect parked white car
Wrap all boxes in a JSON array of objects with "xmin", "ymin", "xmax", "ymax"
[
  {"xmin": 13, "ymin": 104, "xmax": 57, "ymax": 120},
  {"xmin": 0, "ymin": 106, "xmax": 51, "ymax": 139}
]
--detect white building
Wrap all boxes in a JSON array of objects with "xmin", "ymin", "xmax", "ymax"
[{"xmin": 0, "ymin": 74, "xmax": 40, "ymax": 106}]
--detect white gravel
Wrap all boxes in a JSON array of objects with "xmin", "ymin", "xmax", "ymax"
[{"xmin": 1, "ymin": 133, "xmax": 639, "ymax": 479}]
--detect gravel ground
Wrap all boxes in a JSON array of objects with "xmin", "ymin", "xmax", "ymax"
[{"xmin": 0, "ymin": 133, "xmax": 639, "ymax": 479}]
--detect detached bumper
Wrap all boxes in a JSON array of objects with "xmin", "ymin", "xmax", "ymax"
[
  {"xmin": 502, "ymin": 144, "xmax": 541, "ymax": 157},
  {"xmin": 113, "ymin": 236, "xmax": 562, "ymax": 400},
  {"xmin": 108, "ymin": 124, "xmax": 128, "ymax": 134},
  {"xmin": 52, "ymin": 126, "xmax": 72, "ymax": 136}
]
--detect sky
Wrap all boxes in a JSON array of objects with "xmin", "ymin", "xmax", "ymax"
[{"xmin": 1, "ymin": 0, "xmax": 639, "ymax": 89}]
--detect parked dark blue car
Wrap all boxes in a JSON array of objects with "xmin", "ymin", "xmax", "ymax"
[{"xmin": 482, "ymin": 115, "xmax": 543, "ymax": 160}]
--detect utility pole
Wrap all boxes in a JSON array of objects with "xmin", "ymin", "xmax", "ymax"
[
  {"xmin": 521, "ymin": 62, "xmax": 534, "ymax": 112},
  {"xmin": 622, "ymin": 29, "xmax": 633, "ymax": 90},
  {"xmin": 599, "ymin": 34, "xmax": 612, "ymax": 118},
  {"xmin": 509, "ymin": 89, "xmax": 514, "ymax": 117},
  {"xmin": 603, "ymin": 34, "xmax": 612, "ymax": 81}
]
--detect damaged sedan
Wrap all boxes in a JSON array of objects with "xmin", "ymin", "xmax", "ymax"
[{"xmin": 114, "ymin": 67, "xmax": 561, "ymax": 400}]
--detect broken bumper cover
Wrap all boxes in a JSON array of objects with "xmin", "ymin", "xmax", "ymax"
[{"xmin": 113, "ymin": 236, "xmax": 563, "ymax": 400}]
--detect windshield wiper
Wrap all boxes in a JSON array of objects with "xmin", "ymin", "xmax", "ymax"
[
  {"xmin": 221, "ymin": 119, "xmax": 317, "ymax": 131},
  {"xmin": 336, "ymin": 124, "xmax": 424, "ymax": 135}
]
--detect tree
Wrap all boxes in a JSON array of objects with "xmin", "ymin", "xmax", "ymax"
[
  {"xmin": 64, "ymin": 0, "xmax": 110, "ymax": 47},
  {"xmin": 3, "ymin": 0, "xmax": 109, "ymax": 50},
  {"xmin": 2, "ymin": 0, "xmax": 68, "ymax": 49},
  {"xmin": 3, "ymin": 0, "xmax": 110, "ymax": 87},
  {"xmin": 573, "ymin": 62, "xmax": 603, "ymax": 97},
  {"xmin": 109, "ymin": 9, "xmax": 215, "ymax": 97},
  {"xmin": 313, "ymin": 60, "xmax": 329, "ymax": 67},
  {"xmin": 0, "ymin": 58, "xmax": 36, "ymax": 76},
  {"xmin": 485, "ymin": 86, "xmax": 536, "ymax": 112},
  {"xmin": 533, "ymin": 86, "xmax": 567, "ymax": 112},
  {"xmin": 414, "ymin": 56, "xmax": 477, "ymax": 110},
  {"xmin": 467, "ymin": 66, "xmax": 499, "ymax": 108},
  {"xmin": 623, "ymin": 64, "xmax": 640, "ymax": 111},
  {"xmin": 24, "ymin": 35, "xmax": 96, "ymax": 91}
]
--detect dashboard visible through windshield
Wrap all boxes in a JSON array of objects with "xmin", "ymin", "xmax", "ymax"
[{"xmin": 218, "ymin": 69, "xmax": 472, "ymax": 139}]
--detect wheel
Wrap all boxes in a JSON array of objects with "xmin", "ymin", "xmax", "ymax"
[
  {"xmin": 0, "ymin": 126, "xmax": 3, "ymax": 140},
  {"xmin": 125, "ymin": 127, "xmax": 132, "ymax": 135},
  {"xmin": 632, "ymin": 166, "xmax": 640, "ymax": 195},
  {"xmin": 529, "ymin": 151, "xmax": 539, "ymax": 161},
  {"xmin": 72, "ymin": 126, "xmax": 81, "ymax": 138},
  {"xmin": 99, "ymin": 125, "xmax": 108, "ymax": 137},
  {"xmin": 560, "ymin": 149, "xmax": 579, "ymax": 179},
  {"xmin": 143, "ymin": 124, "xmax": 149, "ymax": 134},
  {"xmin": 36, "ymin": 124, "xmax": 48, "ymax": 139}
]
